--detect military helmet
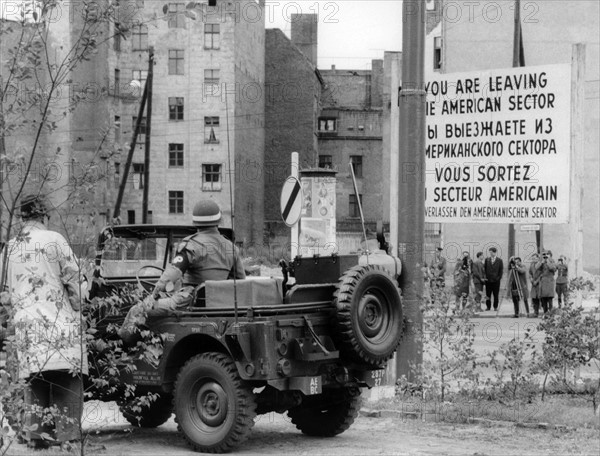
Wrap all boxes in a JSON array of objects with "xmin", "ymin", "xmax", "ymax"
[
  {"xmin": 19, "ymin": 194, "xmax": 49, "ymax": 220},
  {"xmin": 192, "ymin": 199, "xmax": 221, "ymax": 226}
]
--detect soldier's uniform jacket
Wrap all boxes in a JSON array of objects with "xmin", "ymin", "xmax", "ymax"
[
  {"xmin": 555, "ymin": 262, "xmax": 568, "ymax": 284},
  {"xmin": 156, "ymin": 226, "xmax": 246, "ymax": 293}
]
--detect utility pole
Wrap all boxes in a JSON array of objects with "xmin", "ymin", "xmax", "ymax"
[
  {"xmin": 510, "ymin": 0, "xmax": 530, "ymax": 256},
  {"xmin": 142, "ymin": 47, "xmax": 154, "ymax": 223},
  {"xmin": 396, "ymin": 1, "xmax": 426, "ymax": 381},
  {"xmin": 113, "ymin": 48, "xmax": 154, "ymax": 223}
]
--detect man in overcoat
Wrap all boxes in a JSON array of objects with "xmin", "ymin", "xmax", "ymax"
[
  {"xmin": 4, "ymin": 195, "xmax": 87, "ymax": 448},
  {"xmin": 536, "ymin": 250, "xmax": 557, "ymax": 313},
  {"xmin": 484, "ymin": 247, "xmax": 504, "ymax": 311}
]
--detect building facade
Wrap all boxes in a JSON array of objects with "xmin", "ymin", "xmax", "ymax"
[
  {"xmin": 317, "ymin": 63, "xmax": 385, "ymax": 236},
  {"xmin": 107, "ymin": 0, "xmax": 265, "ymax": 245},
  {"xmin": 263, "ymin": 16, "xmax": 322, "ymax": 250}
]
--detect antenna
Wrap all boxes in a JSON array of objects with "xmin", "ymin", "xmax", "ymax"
[
  {"xmin": 225, "ymin": 88, "xmax": 239, "ymax": 324},
  {"xmin": 349, "ymin": 162, "xmax": 369, "ymax": 264}
]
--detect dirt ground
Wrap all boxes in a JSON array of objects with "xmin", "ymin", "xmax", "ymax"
[{"xmin": 3, "ymin": 401, "xmax": 599, "ymax": 456}]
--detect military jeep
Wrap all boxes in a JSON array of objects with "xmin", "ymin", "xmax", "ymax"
[{"xmin": 88, "ymin": 224, "xmax": 403, "ymax": 453}]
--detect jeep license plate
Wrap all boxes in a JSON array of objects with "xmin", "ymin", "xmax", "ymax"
[
  {"xmin": 356, "ymin": 369, "xmax": 387, "ymax": 387},
  {"xmin": 289, "ymin": 375, "xmax": 322, "ymax": 395}
]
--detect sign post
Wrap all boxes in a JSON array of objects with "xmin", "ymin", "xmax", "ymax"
[{"xmin": 280, "ymin": 153, "xmax": 302, "ymax": 259}]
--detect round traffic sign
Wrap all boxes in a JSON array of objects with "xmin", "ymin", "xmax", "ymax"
[{"xmin": 280, "ymin": 176, "xmax": 303, "ymax": 227}]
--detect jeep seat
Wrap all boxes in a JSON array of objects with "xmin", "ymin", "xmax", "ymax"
[{"xmin": 204, "ymin": 277, "xmax": 283, "ymax": 308}]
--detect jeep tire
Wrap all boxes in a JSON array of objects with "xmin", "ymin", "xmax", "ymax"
[
  {"xmin": 174, "ymin": 352, "xmax": 257, "ymax": 453},
  {"xmin": 288, "ymin": 387, "xmax": 361, "ymax": 436},
  {"xmin": 334, "ymin": 264, "xmax": 403, "ymax": 366}
]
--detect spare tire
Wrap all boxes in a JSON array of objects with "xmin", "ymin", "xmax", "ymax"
[{"xmin": 333, "ymin": 264, "xmax": 403, "ymax": 366}]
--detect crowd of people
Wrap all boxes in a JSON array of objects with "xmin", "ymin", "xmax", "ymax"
[{"xmin": 428, "ymin": 246, "xmax": 570, "ymax": 318}]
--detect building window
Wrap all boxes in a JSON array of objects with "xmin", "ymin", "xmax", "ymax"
[
  {"xmin": 114, "ymin": 68, "xmax": 120, "ymax": 96},
  {"xmin": 433, "ymin": 36, "xmax": 442, "ymax": 71},
  {"xmin": 204, "ymin": 69, "xmax": 220, "ymax": 85},
  {"xmin": 318, "ymin": 118, "xmax": 337, "ymax": 132},
  {"xmin": 132, "ymin": 163, "xmax": 144, "ymax": 189},
  {"xmin": 114, "ymin": 162, "xmax": 121, "ymax": 188},
  {"xmin": 114, "ymin": 22, "xmax": 121, "ymax": 51},
  {"xmin": 127, "ymin": 210, "xmax": 136, "ymax": 224},
  {"xmin": 168, "ymin": 3, "xmax": 185, "ymax": 28},
  {"xmin": 169, "ymin": 191, "xmax": 184, "ymax": 214},
  {"xmin": 114, "ymin": 115, "xmax": 121, "ymax": 142},
  {"xmin": 168, "ymin": 143, "xmax": 184, "ymax": 167},
  {"xmin": 349, "ymin": 194, "xmax": 362, "ymax": 218},
  {"xmin": 319, "ymin": 155, "xmax": 333, "ymax": 169},
  {"xmin": 168, "ymin": 49, "xmax": 184, "ymax": 75},
  {"xmin": 202, "ymin": 164, "xmax": 222, "ymax": 191},
  {"xmin": 132, "ymin": 69, "xmax": 148, "ymax": 86},
  {"xmin": 204, "ymin": 23, "xmax": 220, "ymax": 49},
  {"xmin": 132, "ymin": 116, "xmax": 147, "ymax": 144},
  {"xmin": 132, "ymin": 24, "xmax": 148, "ymax": 51},
  {"xmin": 350, "ymin": 155, "xmax": 363, "ymax": 178},
  {"xmin": 204, "ymin": 116, "xmax": 219, "ymax": 143},
  {"xmin": 169, "ymin": 97, "xmax": 184, "ymax": 121}
]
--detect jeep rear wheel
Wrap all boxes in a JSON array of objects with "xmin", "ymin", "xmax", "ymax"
[
  {"xmin": 174, "ymin": 352, "xmax": 256, "ymax": 453},
  {"xmin": 120, "ymin": 393, "xmax": 173, "ymax": 428},
  {"xmin": 334, "ymin": 264, "xmax": 403, "ymax": 366},
  {"xmin": 288, "ymin": 387, "xmax": 361, "ymax": 437}
]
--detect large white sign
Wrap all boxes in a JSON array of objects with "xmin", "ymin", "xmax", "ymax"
[{"xmin": 425, "ymin": 64, "xmax": 571, "ymax": 224}]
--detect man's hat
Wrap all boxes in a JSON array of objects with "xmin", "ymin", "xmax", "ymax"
[
  {"xmin": 192, "ymin": 199, "xmax": 221, "ymax": 226},
  {"xmin": 19, "ymin": 194, "xmax": 49, "ymax": 220}
]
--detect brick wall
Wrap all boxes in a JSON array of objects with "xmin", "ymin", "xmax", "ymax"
[{"xmin": 264, "ymin": 28, "xmax": 321, "ymax": 242}]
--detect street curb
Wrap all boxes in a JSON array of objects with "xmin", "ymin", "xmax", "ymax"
[{"xmin": 359, "ymin": 408, "xmax": 579, "ymax": 432}]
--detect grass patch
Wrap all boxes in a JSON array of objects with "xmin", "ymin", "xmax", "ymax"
[{"xmin": 369, "ymin": 394, "xmax": 600, "ymax": 429}]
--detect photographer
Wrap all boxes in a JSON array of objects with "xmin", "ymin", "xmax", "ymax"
[
  {"xmin": 555, "ymin": 255, "xmax": 569, "ymax": 308},
  {"xmin": 471, "ymin": 252, "xmax": 486, "ymax": 312},
  {"xmin": 453, "ymin": 251, "xmax": 472, "ymax": 309},
  {"xmin": 506, "ymin": 256, "xmax": 530, "ymax": 317},
  {"xmin": 535, "ymin": 250, "xmax": 557, "ymax": 313},
  {"xmin": 528, "ymin": 253, "xmax": 541, "ymax": 317}
]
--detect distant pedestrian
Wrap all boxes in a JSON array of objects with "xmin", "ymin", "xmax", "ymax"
[
  {"xmin": 536, "ymin": 250, "xmax": 557, "ymax": 313},
  {"xmin": 471, "ymin": 252, "xmax": 486, "ymax": 312},
  {"xmin": 529, "ymin": 253, "xmax": 541, "ymax": 317},
  {"xmin": 484, "ymin": 247, "xmax": 504, "ymax": 311},
  {"xmin": 555, "ymin": 255, "xmax": 569, "ymax": 308},
  {"xmin": 453, "ymin": 251, "xmax": 472, "ymax": 309},
  {"xmin": 506, "ymin": 256, "xmax": 530, "ymax": 317},
  {"xmin": 430, "ymin": 247, "xmax": 447, "ymax": 290}
]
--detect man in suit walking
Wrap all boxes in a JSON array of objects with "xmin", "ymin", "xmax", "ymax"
[{"xmin": 484, "ymin": 247, "xmax": 504, "ymax": 311}]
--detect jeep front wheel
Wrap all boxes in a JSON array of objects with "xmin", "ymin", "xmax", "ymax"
[
  {"xmin": 288, "ymin": 387, "xmax": 361, "ymax": 437},
  {"xmin": 174, "ymin": 352, "xmax": 257, "ymax": 453},
  {"xmin": 334, "ymin": 264, "xmax": 403, "ymax": 366}
]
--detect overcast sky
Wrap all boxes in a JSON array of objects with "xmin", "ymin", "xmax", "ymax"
[{"xmin": 265, "ymin": 0, "xmax": 404, "ymax": 70}]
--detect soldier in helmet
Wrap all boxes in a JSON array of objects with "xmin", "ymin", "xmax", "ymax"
[{"xmin": 119, "ymin": 199, "xmax": 245, "ymax": 340}]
